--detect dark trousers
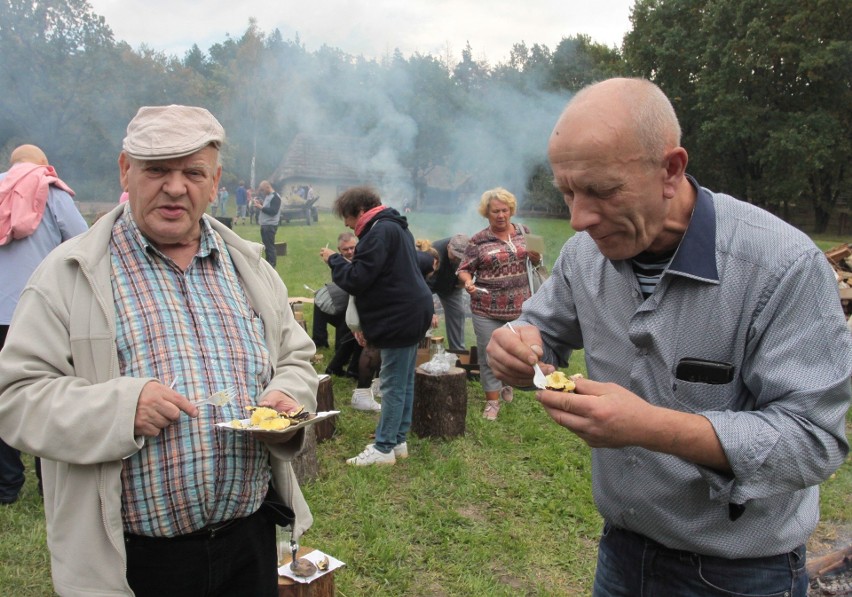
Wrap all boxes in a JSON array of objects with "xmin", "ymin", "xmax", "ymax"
[
  {"xmin": 313, "ymin": 310, "xmax": 360, "ymax": 376},
  {"xmin": 311, "ymin": 308, "xmax": 340, "ymax": 348},
  {"xmin": 260, "ymin": 225, "xmax": 278, "ymax": 267},
  {"xmin": 125, "ymin": 508, "xmax": 278, "ymax": 597},
  {"xmin": 593, "ymin": 523, "xmax": 808, "ymax": 597},
  {"xmin": 0, "ymin": 437, "xmax": 24, "ymax": 503},
  {"xmin": 326, "ymin": 328, "xmax": 361, "ymax": 376},
  {"xmin": 0, "ymin": 324, "xmax": 25, "ymax": 503}
]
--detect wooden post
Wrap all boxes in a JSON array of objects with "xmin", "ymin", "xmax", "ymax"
[
  {"xmin": 314, "ymin": 374, "xmax": 335, "ymax": 442},
  {"xmin": 278, "ymin": 547, "xmax": 336, "ymax": 597},
  {"xmin": 411, "ymin": 366, "xmax": 468, "ymax": 438},
  {"xmin": 291, "ymin": 426, "xmax": 318, "ymax": 484}
]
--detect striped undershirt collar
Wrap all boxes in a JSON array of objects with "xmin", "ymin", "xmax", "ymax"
[{"xmin": 631, "ymin": 250, "xmax": 675, "ymax": 299}]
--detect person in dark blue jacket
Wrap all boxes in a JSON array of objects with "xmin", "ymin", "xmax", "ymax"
[{"xmin": 321, "ymin": 186, "xmax": 434, "ymax": 466}]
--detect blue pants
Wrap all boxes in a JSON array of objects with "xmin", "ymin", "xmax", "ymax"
[
  {"xmin": 593, "ymin": 524, "xmax": 808, "ymax": 597},
  {"xmin": 373, "ymin": 344, "xmax": 418, "ymax": 453}
]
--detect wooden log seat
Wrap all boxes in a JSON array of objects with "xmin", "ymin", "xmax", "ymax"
[{"xmin": 411, "ymin": 366, "xmax": 468, "ymax": 439}]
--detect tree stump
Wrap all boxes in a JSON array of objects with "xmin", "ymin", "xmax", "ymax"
[
  {"xmin": 314, "ymin": 374, "xmax": 335, "ymax": 442},
  {"xmin": 411, "ymin": 366, "xmax": 467, "ymax": 438},
  {"xmin": 278, "ymin": 547, "xmax": 336, "ymax": 597},
  {"xmin": 291, "ymin": 426, "xmax": 318, "ymax": 484}
]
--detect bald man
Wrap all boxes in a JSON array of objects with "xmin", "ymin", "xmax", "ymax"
[
  {"xmin": 487, "ymin": 78, "xmax": 851, "ymax": 596},
  {"xmin": 0, "ymin": 144, "xmax": 88, "ymax": 504}
]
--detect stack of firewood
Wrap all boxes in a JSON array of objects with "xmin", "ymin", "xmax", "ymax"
[{"xmin": 825, "ymin": 244, "xmax": 852, "ymax": 318}]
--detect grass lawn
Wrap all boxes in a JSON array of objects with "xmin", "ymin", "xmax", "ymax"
[{"xmin": 0, "ymin": 210, "xmax": 848, "ymax": 596}]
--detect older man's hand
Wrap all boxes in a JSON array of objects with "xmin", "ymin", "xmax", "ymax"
[
  {"xmin": 134, "ymin": 380, "xmax": 198, "ymax": 437},
  {"xmin": 255, "ymin": 390, "xmax": 306, "ymax": 444},
  {"xmin": 258, "ymin": 390, "xmax": 302, "ymax": 415},
  {"xmin": 486, "ymin": 324, "xmax": 553, "ymax": 388}
]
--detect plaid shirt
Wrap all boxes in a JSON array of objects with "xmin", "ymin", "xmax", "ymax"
[{"xmin": 111, "ymin": 210, "xmax": 272, "ymax": 537}]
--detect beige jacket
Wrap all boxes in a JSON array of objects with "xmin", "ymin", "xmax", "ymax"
[{"xmin": 0, "ymin": 205, "xmax": 317, "ymax": 596}]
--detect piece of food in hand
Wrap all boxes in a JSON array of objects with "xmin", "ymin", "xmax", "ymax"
[
  {"xmin": 545, "ymin": 371, "xmax": 576, "ymax": 392},
  {"xmin": 288, "ymin": 404, "xmax": 308, "ymax": 419}
]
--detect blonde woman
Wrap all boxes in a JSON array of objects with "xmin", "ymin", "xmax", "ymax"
[{"xmin": 456, "ymin": 187, "xmax": 541, "ymax": 420}]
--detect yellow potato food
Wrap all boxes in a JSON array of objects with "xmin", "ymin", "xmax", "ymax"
[
  {"xmin": 259, "ymin": 417, "xmax": 291, "ymax": 431},
  {"xmin": 240, "ymin": 405, "xmax": 312, "ymax": 431},
  {"xmin": 249, "ymin": 406, "xmax": 280, "ymax": 426},
  {"xmin": 545, "ymin": 371, "xmax": 576, "ymax": 392}
]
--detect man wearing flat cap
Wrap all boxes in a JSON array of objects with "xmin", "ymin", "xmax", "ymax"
[{"xmin": 0, "ymin": 105, "xmax": 318, "ymax": 596}]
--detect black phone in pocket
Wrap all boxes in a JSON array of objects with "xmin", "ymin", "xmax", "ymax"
[{"xmin": 675, "ymin": 358, "xmax": 734, "ymax": 384}]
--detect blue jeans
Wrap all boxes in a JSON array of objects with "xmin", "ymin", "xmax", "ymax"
[
  {"xmin": 374, "ymin": 344, "xmax": 418, "ymax": 453},
  {"xmin": 593, "ymin": 524, "xmax": 808, "ymax": 597}
]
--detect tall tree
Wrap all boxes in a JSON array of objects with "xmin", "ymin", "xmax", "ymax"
[
  {"xmin": 452, "ymin": 42, "xmax": 489, "ymax": 91},
  {"xmin": 551, "ymin": 34, "xmax": 624, "ymax": 92},
  {"xmin": 697, "ymin": 0, "xmax": 850, "ymax": 229},
  {"xmin": 625, "ymin": 0, "xmax": 851, "ymax": 231},
  {"xmin": 0, "ymin": 0, "xmax": 118, "ymax": 190},
  {"xmin": 624, "ymin": 0, "xmax": 708, "ymax": 144}
]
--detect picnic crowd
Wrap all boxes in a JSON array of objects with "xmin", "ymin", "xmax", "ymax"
[{"xmin": 0, "ymin": 78, "xmax": 850, "ymax": 596}]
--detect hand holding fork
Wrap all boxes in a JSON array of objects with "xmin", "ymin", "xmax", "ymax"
[{"xmin": 506, "ymin": 322, "xmax": 548, "ymax": 389}]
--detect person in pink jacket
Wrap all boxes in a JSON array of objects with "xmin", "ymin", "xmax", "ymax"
[{"xmin": 0, "ymin": 144, "xmax": 88, "ymax": 505}]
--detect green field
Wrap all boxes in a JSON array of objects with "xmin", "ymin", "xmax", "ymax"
[{"xmin": 0, "ymin": 211, "xmax": 848, "ymax": 596}]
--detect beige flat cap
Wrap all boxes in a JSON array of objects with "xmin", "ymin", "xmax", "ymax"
[{"xmin": 122, "ymin": 105, "xmax": 225, "ymax": 160}]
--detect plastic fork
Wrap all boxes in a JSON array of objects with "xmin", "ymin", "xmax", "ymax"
[
  {"xmin": 195, "ymin": 386, "xmax": 238, "ymax": 407},
  {"xmin": 506, "ymin": 322, "xmax": 547, "ymax": 389}
]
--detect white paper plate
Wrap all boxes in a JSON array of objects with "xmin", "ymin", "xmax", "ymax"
[
  {"xmin": 215, "ymin": 411, "xmax": 340, "ymax": 434},
  {"xmin": 278, "ymin": 549, "xmax": 345, "ymax": 583}
]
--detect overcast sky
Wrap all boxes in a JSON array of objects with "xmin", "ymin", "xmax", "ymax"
[{"xmin": 88, "ymin": 0, "xmax": 635, "ymax": 63}]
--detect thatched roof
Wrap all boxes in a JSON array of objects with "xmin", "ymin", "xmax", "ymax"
[
  {"xmin": 418, "ymin": 164, "xmax": 474, "ymax": 191},
  {"xmin": 272, "ymin": 134, "xmax": 368, "ymax": 183}
]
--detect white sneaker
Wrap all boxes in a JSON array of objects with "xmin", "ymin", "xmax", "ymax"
[
  {"xmin": 370, "ymin": 378, "xmax": 382, "ymax": 398},
  {"xmin": 393, "ymin": 442, "xmax": 408, "ymax": 459},
  {"xmin": 351, "ymin": 388, "xmax": 381, "ymax": 411},
  {"xmin": 347, "ymin": 444, "xmax": 396, "ymax": 466}
]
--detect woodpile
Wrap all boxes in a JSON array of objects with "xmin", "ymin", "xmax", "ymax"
[
  {"xmin": 825, "ymin": 243, "xmax": 852, "ymax": 318},
  {"xmin": 807, "ymin": 543, "xmax": 852, "ymax": 596}
]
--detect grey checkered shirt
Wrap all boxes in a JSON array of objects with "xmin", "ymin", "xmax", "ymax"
[{"xmin": 519, "ymin": 178, "xmax": 852, "ymax": 558}]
